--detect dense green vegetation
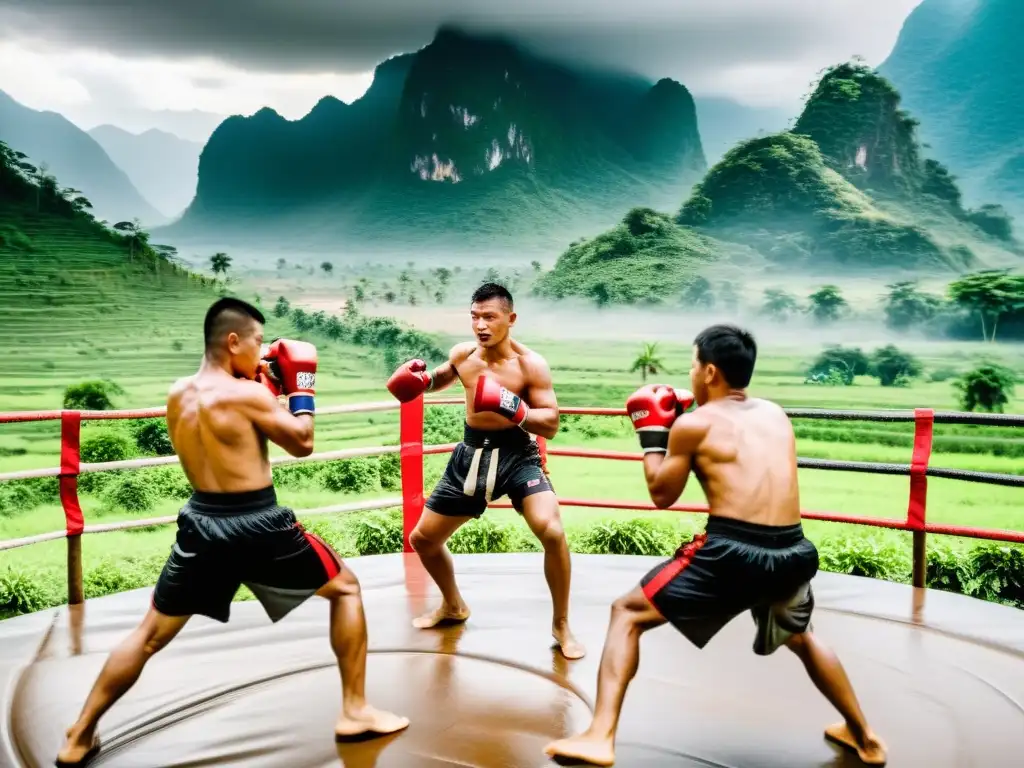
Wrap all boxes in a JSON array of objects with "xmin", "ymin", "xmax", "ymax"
[{"xmin": 532, "ymin": 207, "xmax": 722, "ymax": 303}]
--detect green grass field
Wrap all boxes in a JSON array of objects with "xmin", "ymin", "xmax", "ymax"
[{"xmin": 2, "ymin": 216, "xmax": 1023, "ymax": 616}]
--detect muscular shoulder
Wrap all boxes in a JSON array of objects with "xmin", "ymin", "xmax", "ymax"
[
  {"xmin": 669, "ymin": 411, "xmax": 712, "ymax": 453},
  {"xmin": 518, "ymin": 347, "xmax": 551, "ymax": 381},
  {"xmin": 449, "ymin": 341, "xmax": 476, "ymax": 367}
]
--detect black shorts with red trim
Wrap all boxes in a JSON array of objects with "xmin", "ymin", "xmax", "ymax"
[
  {"xmin": 640, "ymin": 516, "xmax": 819, "ymax": 655},
  {"xmin": 152, "ymin": 486, "xmax": 342, "ymax": 624}
]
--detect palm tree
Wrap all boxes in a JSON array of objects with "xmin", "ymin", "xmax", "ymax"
[
  {"xmin": 630, "ymin": 342, "xmax": 667, "ymax": 383},
  {"xmin": 210, "ymin": 252, "xmax": 232, "ymax": 285}
]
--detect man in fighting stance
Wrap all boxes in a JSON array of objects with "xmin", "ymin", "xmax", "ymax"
[
  {"xmin": 56, "ymin": 297, "xmax": 407, "ymax": 767},
  {"xmin": 386, "ymin": 282, "xmax": 585, "ymax": 660},
  {"xmin": 544, "ymin": 324, "xmax": 885, "ymax": 766}
]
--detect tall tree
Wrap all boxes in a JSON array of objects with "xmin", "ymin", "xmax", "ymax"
[
  {"xmin": 882, "ymin": 281, "xmax": 943, "ymax": 331},
  {"xmin": 947, "ymin": 270, "xmax": 1024, "ymax": 342},
  {"xmin": 112, "ymin": 218, "xmax": 148, "ymax": 262},
  {"xmin": 807, "ymin": 285, "xmax": 848, "ymax": 323},
  {"xmin": 210, "ymin": 252, "xmax": 232, "ymax": 284}
]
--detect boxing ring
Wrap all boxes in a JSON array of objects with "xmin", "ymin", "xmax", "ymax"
[{"xmin": 1, "ymin": 397, "xmax": 1024, "ymax": 766}]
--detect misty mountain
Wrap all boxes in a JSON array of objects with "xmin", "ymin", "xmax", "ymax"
[
  {"xmin": 82, "ymin": 109, "xmax": 227, "ymax": 145},
  {"xmin": 692, "ymin": 98, "xmax": 791, "ymax": 164},
  {"xmin": 0, "ymin": 91, "xmax": 163, "ymax": 226},
  {"xmin": 160, "ymin": 26, "xmax": 707, "ymax": 253},
  {"xmin": 89, "ymin": 125, "xmax": 202, "ymax": 219},
  {"xmin": 879, "ymin": 0, "xmax": 1024, "ymax": 214},
  {"xmin": 538, "ymin": 61, "xmax": 1023, "ymax": 305}
]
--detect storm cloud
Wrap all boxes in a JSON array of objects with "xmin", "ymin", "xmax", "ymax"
[{"xmin": 1, "ymin": 0, "xmax": 921, "ymax": 90}]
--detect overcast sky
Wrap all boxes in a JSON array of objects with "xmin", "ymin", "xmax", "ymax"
[{"xmin": 0, "ymin": 0, "xmax": 924, "ymax": 136}]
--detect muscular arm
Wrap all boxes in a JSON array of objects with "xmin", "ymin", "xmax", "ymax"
[
  {"xmin": 425, "ymin": 343, "xmax": 473, "ymax": 392},
  {"xmin": 643, "ymin": 417, "xmax": 707, "ymax": 509},
  {"xmin": 241, "ymin": 384, "xmax": 315, "ymax": 457},
  {"xmin": 521, "ymin": 354, "xmax": 560, "ymax": 440}
]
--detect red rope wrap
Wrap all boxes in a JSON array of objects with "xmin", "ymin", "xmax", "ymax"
[
  {"xmin": 59, "ymin": 411, "xmax": 84, "ymax": 536},
  {"xmin": 907, "ymin": 408, "xmax": 934, "ymax": 530},
  {"xmin": 400, "ymin": 397, "xmax": 425, "ymax": 553}
]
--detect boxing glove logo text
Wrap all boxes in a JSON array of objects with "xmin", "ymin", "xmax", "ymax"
[
  {"xmin": 630, "ymin": 410, "xmax": 649, "ymax": 422},
  {"xmin": 297, "ymin": 372, "xmax": 316, "ymax": 390},
  {"xmin": 500, "ymin": 389, "xmax": 517, "ymax": 411}
]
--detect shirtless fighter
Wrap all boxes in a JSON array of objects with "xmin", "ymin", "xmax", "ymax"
[
  {"xmin": 56, "ymin": 297, "xmax": 408, "ymax": 767},
  {"xmin": 544, "ymin": 324, "xmax": 886, "ymax": 767},
  {"xmin": 386, "ymin": 282, "xmax": 585, "ymax": 660}
]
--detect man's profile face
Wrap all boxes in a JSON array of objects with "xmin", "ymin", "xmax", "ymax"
[
  {"xmin": 689, "ymin": 346, "xmax": 711, "ymax": 405},
  {"xmin": 228, "ymin": 321, "xmax": 264, "ymax": 379},
  {"xmin": 470, "ymin": 298, "xmax": 514, "ymax": 348}
]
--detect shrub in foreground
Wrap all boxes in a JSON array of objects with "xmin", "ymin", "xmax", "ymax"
[{"xmin": 2, "ymin": 517, "xmax": 1022, "ymax": 619}]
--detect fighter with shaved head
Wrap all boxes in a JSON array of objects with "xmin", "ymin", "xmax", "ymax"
[{"xmin": 56, "ymin": 297, "xmax": 408, "ymax": 767}]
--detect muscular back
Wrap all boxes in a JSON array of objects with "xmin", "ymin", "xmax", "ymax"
[
  {"xmin": 688, "ymin": 398, "xmax": 801, "ymax": 526},
  {"xmin": 166, "ymin": 371, "xmax": 273, "ymax": 493},
  {"xmin": 448, "ymin": 340, "xmax": 542, "ymax": 431}
]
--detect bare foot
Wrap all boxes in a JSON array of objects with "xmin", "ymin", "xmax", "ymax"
[
  {"xmin": 55, "ymin": 729, "xmax": 101, "ymax": 767},
  {"xmin": 335, "ymin": 705, "xmax": 410, "ymax": 742},
  {"xmin": 544, "ymin": 734, "xmax": 615, "ymax": 766},
  {"xmin": 553, "ymin": 624, "xmax": 586, "ymax": 660},
  {"xmin": 824, "ymin": 722, "xmax": 887, "ymax": 765},
  {"xmin": 412, "ymin": 602, "xmax": 470, "ymax": 629}
]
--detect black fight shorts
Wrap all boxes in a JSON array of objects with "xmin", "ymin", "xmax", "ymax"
[
  {"xmin": 152, "ymin": 487, "xmax": 343, "ymax": 624},
  {"xmin": 641, "ymin": 516, "xmax": 819, "ymax": 655},
  {"xmin": 426, "ymin": 423, "xmax": 553, "ymax": 517}
]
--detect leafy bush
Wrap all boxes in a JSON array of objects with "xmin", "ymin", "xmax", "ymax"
[
  {"xmin": 130, "ymin": 418, "xmax": 174, "ymax": 456},
  {"xmin": 143, "ymin": 466, "xmax": 193, "ymax": 500},
  {"xmin": 0, "ymin": 477, "xmax": 59, "ymax": 517},
  {"xmin": 0, "ymin": 567, "xmax": 51, "ymax": 615},
  {"xmin": 62, "ymin": 380, "xmax": 125, "ymax": 410},
  {"xmin": 321, "ymin": 458, "xmax": 380, "ymax": 494},
  {"xmin": 449, "ymin": 517, "xmax": 513, "ymax": 554},
  {"xmin": 869, "ymin": 345, "xmax": 923, "ymax": 387},
  {"xmin": 572, "ymin": 518, "xmax": 679, "ymax": 556},
  {"xmin": 424, "ymin": 405, "xmax": 464, "ymax": 444},
  {"xmin": 352, "ymin": 509, "xmax": 404, "ymax": 555},
  {"xmin": 80, "ymin": 431, "xmax": 133, "ymax": 464},
  {"xmin": 378, "ymin": 452, "xmax": 401, "ymax": 491},
  {"xmin": 806, "ymin": 345, "xmax": 869, "ymax": 385},
  {"xmin": 817, "ymin": 536, "xmax": 910, "ymax": 582},
  {"xmin": 272, "ymin": 462, "xmax": 323, "ymax": 489},
  {"xmin": 1, "ymin": 514, "xmax": 1022, "ymax": 618},
  {"xmin": 963, "ymin": 545, "xmax": 1024, "ymax": 606},
  {"xmin": 104, "ymin": 473, "xmax": 157, "ymax": 513},
  {"xmin": 954, "ymin": 364, "xmax": 1016, "ymax": 413}
]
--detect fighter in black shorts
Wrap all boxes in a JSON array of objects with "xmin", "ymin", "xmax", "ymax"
[
  {"xmin": 386, "ymin": 282, "xmax": 585, "ymax": 660},
  {"xmin": 56, "ymin": 298, "xmax": 408, "ymax": 767},
  {"xmin": 545, "ymin": 324, "xmax": 886, "ymax": 767}
]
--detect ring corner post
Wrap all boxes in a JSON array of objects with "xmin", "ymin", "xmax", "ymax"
[
  {"xmin": 59, "ymin": 410, "xmax": 85, "ymax": 606},
  {"xmin": 399, "ymin": 396, "xmax": 425, "ymax": 554},
  {"xmin": 908, "ymin": 408, "xmax": 935, "ymax": 591}
]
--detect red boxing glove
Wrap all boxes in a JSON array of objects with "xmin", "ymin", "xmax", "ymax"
[
  {"xmin": 673, "ymin": 388, "xmax": 695, "ymax": 415},
  {"xmin": 626, "ymin": 384, "xmax": 679, "ymax": 454},
  {"xmin": 474, "ymin": 374, "xmax": 529, "ymax": 427},
  {"xmin": 263, "ymin": 339, "xmax": 317, "ymax": 415},
  {"xmin": 386, "ymin": 359, "xmax": 432, "ymax": 403}
]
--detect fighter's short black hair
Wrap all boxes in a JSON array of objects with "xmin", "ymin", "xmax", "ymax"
[
  {"xmin": 203, "ymin": 297, "xmax": 266, "ymax": 351},
  {"xmin": 694, "ymin": 324, "xmax": 757, "ymax": 388},
  {"xmin": 471, "ymin": 282, "xmax": 513, "ymax": 311}
]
